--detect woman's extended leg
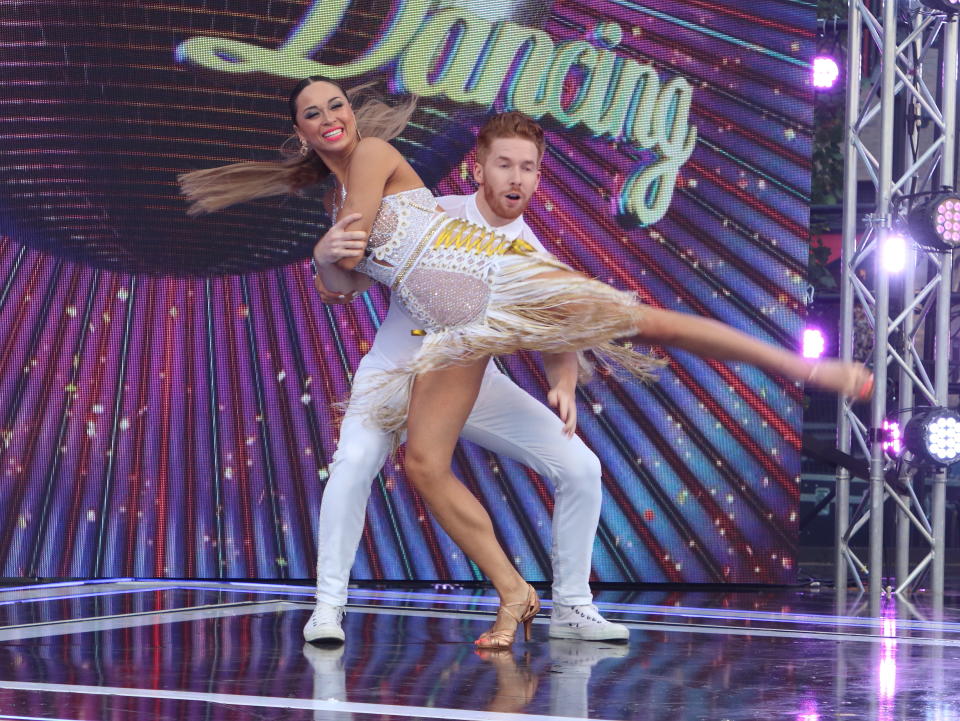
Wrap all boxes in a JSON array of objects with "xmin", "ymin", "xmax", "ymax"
[
  {"xmin": 531, "ymin": 269, "xmax": 871, "ymax": 397},
  {"xmin": 635, "ymin": 306, "xmax": 870, "ymax": 395},
  {"xmin": 404, "ymin": 358, "xmax": 538, "ymax": 646}
]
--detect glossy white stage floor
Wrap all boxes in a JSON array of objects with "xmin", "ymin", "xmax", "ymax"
[{"xmin": 0, "ymin": 579, "xmax": 958, "ymax": 720}]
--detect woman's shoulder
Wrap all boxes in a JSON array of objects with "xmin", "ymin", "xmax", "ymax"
[
  {"xmin": 349, "ymin": 136, "xmax": 424, "ymax": 194},
  {"xmin": 353, "ymin": 136, "xmax": 400, "ymax": 159},
  {"xmin": 344, "ymin": 137, "xmax": 404, "ymax": 187}
]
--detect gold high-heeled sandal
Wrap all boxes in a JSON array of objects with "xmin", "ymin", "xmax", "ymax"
[{"xmin": 475, "ymin": 584, "xmax": 540, "ymax": 650}]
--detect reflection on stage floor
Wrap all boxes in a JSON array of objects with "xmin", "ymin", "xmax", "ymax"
[{"xmin": 0, "ymin": 579, "xmax": 958, "ymax": 720}]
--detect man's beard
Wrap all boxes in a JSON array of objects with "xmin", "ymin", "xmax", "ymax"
[{"xmin": 483, "ymin": 184, "xmax": 526, "ymax": 220}]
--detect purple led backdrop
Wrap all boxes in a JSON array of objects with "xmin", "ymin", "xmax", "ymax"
[{"xmin": 0, "ymin": 1, "xmax": 815, "ymax": 583}]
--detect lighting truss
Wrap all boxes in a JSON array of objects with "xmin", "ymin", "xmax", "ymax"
[{"xmin": 837, "ymin": 0, "xmax": 957, "ymax": 605}]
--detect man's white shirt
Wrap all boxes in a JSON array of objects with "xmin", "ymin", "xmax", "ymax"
[
  {"xmin": 365, "ymin": 192, "xmax": 546, "ymax": 369},
  {"xmin": 314, "ymin": 191, "xmax": 603, "ymax": 611}
]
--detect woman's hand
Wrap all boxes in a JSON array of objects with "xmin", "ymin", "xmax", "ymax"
[
  {"xmin": 313, "ymin": 212, "xmax": 367, "ymax": 266},
  {"xmin": 312, "ymin": 213, "xmax": 373, "ymax": 297}
]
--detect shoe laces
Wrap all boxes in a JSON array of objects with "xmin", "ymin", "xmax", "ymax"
[
  {"xmin": 566, "ymin": 604, "xmax": 605, "ymax": 623},
  {"xmin": 310, "ymin": 603, "xmax": 344, "ymax": 625}
]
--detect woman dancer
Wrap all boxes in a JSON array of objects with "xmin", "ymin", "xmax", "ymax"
[{"xmin": 181, "ymin": 76, "xmax": 872, "ymax": 649}]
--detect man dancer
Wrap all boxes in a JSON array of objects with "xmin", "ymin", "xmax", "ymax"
[{"xmin": 305, "ymin": 112, "xmax": 628, "ymax": 644}]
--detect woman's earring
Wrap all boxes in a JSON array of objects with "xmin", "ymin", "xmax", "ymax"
[{"xmin": 299, "ymin": 141, "xmax": 310, "ymax": 157}]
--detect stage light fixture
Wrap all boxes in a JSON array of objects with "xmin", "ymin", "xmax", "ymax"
[
  {"xmin": 882, "ymin": 419, "xmax": 903, "ymax": 457},
  {"xmin": 802, "ymin": 327, "xmax": 826, "ymax": 359},
  {"xmin": 918, "ymin": 0, "xmax": 960, "ymax": 13},
  {"xmin": 880, "ymin": 231, "xmax": 908, "ymax": 272},
  {"xmin": 812, "ymin": 56, "xmax": 840, "ymax": 89},
  {"xmin": 906, "ymin": 191, "xmax": 960, "ymax": 250},
  {"xmin": 903, "ymin": 407, "xmax": 960, "ymax": 467}
]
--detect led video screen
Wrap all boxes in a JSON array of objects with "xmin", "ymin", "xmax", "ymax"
[{"xmin": 0, "ymin": 1, "xmax": 814, "ymax": 583}]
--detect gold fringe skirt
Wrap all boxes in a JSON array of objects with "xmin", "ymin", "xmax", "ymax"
[{"xmin": 347, "ymin": 246, "xmax": 664, "ymax": 439}]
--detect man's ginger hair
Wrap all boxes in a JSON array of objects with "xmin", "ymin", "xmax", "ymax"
[{"xmin": 475, "ymin": 111, "xmax": 545, "ymax": 164}]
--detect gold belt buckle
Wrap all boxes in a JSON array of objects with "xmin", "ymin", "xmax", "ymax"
[{"xmin": 410, "ymin": 329, "xmax": 427, "ymax": 336}]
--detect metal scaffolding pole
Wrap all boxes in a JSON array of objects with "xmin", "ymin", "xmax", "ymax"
[
  {"xmin": 930, "ymin": 14, "xmax": 957, "ymax": 601},
  {"xmin": 837, "ymin": 1, "xmax": 957, "ymax": 603},
  {"xmin": 867, "ymin": 0, "xmax": 899, "ymax": 607},
  {"xmin": 836, "ymin": 0, "xmax": 864, "ymax": 598}
]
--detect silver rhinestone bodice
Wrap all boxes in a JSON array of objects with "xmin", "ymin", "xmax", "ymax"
[
  {"xmin": 333, "ymin": 187, "xmax": 439, "ymax": 289},
  {"xmin": 340, "ymin": 188, "xmax": 507, "ymax": 331}
]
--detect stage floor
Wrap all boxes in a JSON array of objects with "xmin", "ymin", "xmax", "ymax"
[{"xmin": 0, "ymin": 580, "xmax": 958, "ymax": 720}]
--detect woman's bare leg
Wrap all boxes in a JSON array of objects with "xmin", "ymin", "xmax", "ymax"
[
  {"xmin": 639, "ymin": 307, "xmax": 871, "ymax": 394},
  {"xmin": 404, "ymin": 358, "xmax": 529, "ymax": 607},
  {"xmin": 637, "ymin": 307, "xmax": 814, "ymax": 381},
  {"xmin": 532, "ymin": 269, "xmax": 871, "ymax": 396}
]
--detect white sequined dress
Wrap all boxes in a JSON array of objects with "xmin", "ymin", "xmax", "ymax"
[{"xmin": 342, "ymin": 187, "xmax": 660, "ymax": 434}]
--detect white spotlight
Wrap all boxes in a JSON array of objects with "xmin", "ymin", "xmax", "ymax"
[{"xmin": 880, "ymin": 232, "xmax": 908, "ymax": 273}]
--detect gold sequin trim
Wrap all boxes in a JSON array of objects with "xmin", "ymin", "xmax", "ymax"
[{"xmin": 430, "ymin": 219, "xmax": 536, "ymax": 257}]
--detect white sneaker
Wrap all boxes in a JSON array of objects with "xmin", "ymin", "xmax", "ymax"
[
  {"xmin": 303, "ymin": 602, "xmax": 345, "ymax": 643},
  {"xmin": 548, "ymin": 604, "xmax": 629, "ymax": 642}
]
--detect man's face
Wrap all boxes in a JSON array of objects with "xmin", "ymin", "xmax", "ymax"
[{"xmin": 473, "ymin": 136, "xmax": 541, "ymax": 222}]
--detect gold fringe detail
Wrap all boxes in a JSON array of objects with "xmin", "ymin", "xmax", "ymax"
[{"xmin": 346, "ymin": 250, "xmax": 665, "ymax": 444}]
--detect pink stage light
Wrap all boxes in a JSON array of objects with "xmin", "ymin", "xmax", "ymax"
[
  {"xmin": 906, "ymin": 192, "xmax": 960, "ymax": 250},
  {"xmin": 802, "ymin": 327, "xmax": 826, "ymax": 359},
  {"xmin": 935, "ymin": 197, "xmax": 960, "ymax": 245},
  {"xmin": 812, "ymin": 56, "xmax": 840, "ymax": 89},
  {"xmin": 882, "ymin": 419, "xmax": 903, "ymax": 457}
]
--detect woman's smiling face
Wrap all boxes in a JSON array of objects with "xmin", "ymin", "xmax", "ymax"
[{"xmin": 293, "ymin": 80, "xmax": 358, "ymax": 155}]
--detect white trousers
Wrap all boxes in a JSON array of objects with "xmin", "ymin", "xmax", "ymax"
[{"xmin": 315, "ymin": 350, "xmax": 602, "ymax": 607}]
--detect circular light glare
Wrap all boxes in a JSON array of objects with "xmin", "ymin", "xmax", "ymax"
[
  {"xmin": 881, "ymin": 233, "xmax": 908, "ymax": 273},
  {"xmin": 812, "ymin": 56, "xmax": 840, "ymax": 89},
  {"xmin": 802, "ymin": 327, "xmax": 826, "ymax": 359},
  {"xmin": 926, "ymin": 417, "xmax": 960, "ymax": 463}
]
